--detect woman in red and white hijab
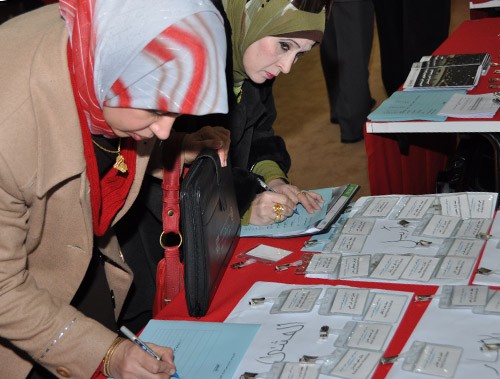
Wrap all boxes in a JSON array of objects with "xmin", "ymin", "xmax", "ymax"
[{"xmin": 0, "ymin": 0, "xmax": 228, "ymax": 378}]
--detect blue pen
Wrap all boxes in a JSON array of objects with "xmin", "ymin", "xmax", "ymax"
[
  {"xmin": 120, "ymin": 326, "xmax": 181, "ymax": 378},
  {"xmin": 256, "ymin": 177, "xmax": 300, "ymax": 215}
]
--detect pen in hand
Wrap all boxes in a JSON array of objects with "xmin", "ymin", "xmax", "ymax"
[
  {"xmin": 120, "ymin": 326, "xmax": 180, "ymax": 378},
  {"xmin": 256, "ymin": 177, "xmax": 300, "ymax": 215}
]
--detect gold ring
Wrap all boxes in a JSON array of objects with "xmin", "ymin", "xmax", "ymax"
[
  {"xmin": 273, "ymin": 203, "xmax": 284, "ymax": 214},
  {"xmin": 274, "ymin": 213, "xmax": 285, "ymax": 223}
]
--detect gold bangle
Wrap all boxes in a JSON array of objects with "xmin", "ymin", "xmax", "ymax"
[{"xmin": 102, "ymin": 337, "xmax": 126, "ymax": 377}]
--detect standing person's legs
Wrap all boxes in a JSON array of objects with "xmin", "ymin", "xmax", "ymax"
[
  {"xmin": 402, "ymin": 0, "xmax": 451, "ymax": 72},
  {"xmin": 335, "ymin": 0, "xmax": 374, "ymax": 142},
  {"xmin": 373, "ymin": 0, "xmax": 404, "ymax": 96},
  {"xmin": 320, "ymin": 5, "xmax": 341, "ymax": 125},
  {"xmin": 320, "ymin": 0, "xmax": 375, "ymax": 142}
]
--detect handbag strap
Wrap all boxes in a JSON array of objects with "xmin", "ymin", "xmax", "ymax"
[
  {"xmin": 161, "ymin": 134, "xmax": 185, "ymax": 235},
  {"xmin": 160, "ymin": 134, "xmax": 185, "ymax": 302}
]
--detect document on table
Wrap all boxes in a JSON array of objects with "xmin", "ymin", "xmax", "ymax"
[
  {"xmin": 240, "ymin": 184, "xmax": 359, "ymax": 238},
  {"xmin": 226, "ymin": 281, "xmax": 413, "ymax": 379},
  {"xmin": 386, "ymin": 295, "xmax": 500, "ymax": 379},
  {"xmin": 438, "ymin": 93, "xmax": 500, "ymax": 118},
  {"xmin": 139, "ymin": 320, "xmax": 260, "ymax": 379},
  {"xmin": 367, "ymin": 89, "xmax": 465, "ymax": 122}
]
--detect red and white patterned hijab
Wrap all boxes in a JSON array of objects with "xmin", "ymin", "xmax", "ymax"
[{"xmin": 60, "ymin": 0, "xmax": 228, "ymax": 137}]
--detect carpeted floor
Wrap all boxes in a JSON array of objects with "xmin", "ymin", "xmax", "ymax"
[{"xmin": 272, "ymin": 0, "xmax": 470, "ymax": 201}]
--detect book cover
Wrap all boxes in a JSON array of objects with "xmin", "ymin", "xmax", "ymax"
[
  {"xmin": 420, "ymin": 53, "xmax": 490, "ymax": 68},
  {"xmin": 403, "ymin": 62, "xmax": 482, "ymax": 90}
]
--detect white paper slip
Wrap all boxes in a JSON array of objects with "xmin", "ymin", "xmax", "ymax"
[
  {"xmin": 363, "ymin": 293, "xmax": 409, "ymax": 323},
  {"xmin": 421, "ymin": 215, "xmax": 461, "ymax": 238},
  {"xmin": 361, "ymin": 197, "xmax": 400, "ymax": 217},
  {"xmin": 328, "ymin": 234, "xmax": 367, "ymax": 253},
  {"xmin": 329, "ymin": 288, "xmax": 370, "ymax": 316},
  {"xmin": 338, "ymin": 322, "xmax": 392, "ymax": 351},
  {"xmin": 397, "ymin": 196, "xmax": 435, "ymax": 220},
  {"xmin": 450, "ymin": 285, "xmax": 489, "ymax": 307},
  {"xmin": 338, "ymin": 255, "xmax": 371, "ymax": 279},
  {"xmin": 438, "ymin": 93, "xmax": 500, "ymax": 118},
  {"xmin": 400, "ymin": 255, "xmax": 441, "ymax": 282},
  {"xmin": 328, "ymin": 349, "xmax": 383, "ymax": 379},
  {"xmin": 446, "ymin": 238, "xmax": 484, "ymax": 257},
  {"xmin": 434, "ymin": 256, "xmax": 476, "ymax": 280},
  {"xmin": 242, "ymin": 244, "xmax": 293, "ymax": 262},
  {"xmin": 369, "ymin": 254, "xmax": 413, "ymax": 280},
  {"xmin": 484, "ymin": 290, "xmax": 500, "ymax": 313}
]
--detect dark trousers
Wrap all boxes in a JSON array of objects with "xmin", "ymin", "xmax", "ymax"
[
  {"xmin": 373, "ymin": 0, "xmax": 451, "ymax": 96},
  {"xmin": 320, "ymin": 0, "xmax": 374, "ymax": 142}
]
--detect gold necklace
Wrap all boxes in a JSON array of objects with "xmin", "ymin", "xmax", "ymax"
[{"xmin": 91, "ymin": 138, "xmax": 128, "ymax": 173}]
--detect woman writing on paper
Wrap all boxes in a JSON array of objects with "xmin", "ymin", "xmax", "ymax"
[{"xmin": 0, "ymin": 0, "xmax": 229, "ymax": 378}]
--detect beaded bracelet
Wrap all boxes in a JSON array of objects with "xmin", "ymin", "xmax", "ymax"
[{"xmin": 101, "ymin": 336, "xmax": 126, "ymax": 377}]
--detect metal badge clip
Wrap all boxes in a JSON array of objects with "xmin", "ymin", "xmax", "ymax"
[
  {"xmin": 275, "ymin": 259, "xmax": 302, "ymax": 272},
  {"xmin": 319, "ymin": 325, "xmax": 330, "ymax": 340},
  {"xmin": 240, "ymin": 372, "xmax": 258, "ymax": 378},
  {"xmin": 481, "ymin": 342, "xmax": 500, "ymax": 351},
  {"xmin": 380, "ymin": 355, "xmax": 400, "ymax": 365},
  {"xmin": 300, "ymin": 355, "xmax": 319, "ymax": 363},
  {"xmin": 275, "ymin": 263, "xmax": 291, "ymax": 271},
  {"xmin": 477, "ymin": 267, "xmax": 492, "ymax": 275},
  {"xmin": 414, "ymin": 294, "xmax": 434, "ymax": 302},
  {"xmin": 231, "ymin": 258, "xmax": 257, "ymax": 269},
  {"xmin": 249, "ymin": 297, "xmax": 266, "ymax": 305},
  {"xmin": 417, "ymin": 240, "xmax": 432, "ymax": 246},
  {"xmin": 304, "ymin": 239, "xmax": 319, "ymax": 247},
  {"xmin": 477, "ymin": 232, "xmax": 492, "ymax": 240},
  {"xmin": 476, "ymin": 267, "xmax": 500, "ymax": 276},
  {"xmin": 231, "ymin": 261, "xmax": 246, "ymax": 269}
]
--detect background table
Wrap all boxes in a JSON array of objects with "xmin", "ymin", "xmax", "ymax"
[{"xmin": 364, "ymin": 17, "xmax": 500, "ymax": 196}]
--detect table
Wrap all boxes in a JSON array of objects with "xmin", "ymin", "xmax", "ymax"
[
  {"xmin": 364, "ymin": 17, "xmax": 500, "ymax": 196},
  {"xmin": 469, "ymin": 0, "xmax": 500, "ymax": 19},
  {"xmin": 156, "ymin": 236, "xmax": 439, "ymax": 379}
]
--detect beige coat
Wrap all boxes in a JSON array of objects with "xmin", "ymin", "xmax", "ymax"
[{"xmin": 0, "ymin": 5, "xmax": 158, "ymax": 378}]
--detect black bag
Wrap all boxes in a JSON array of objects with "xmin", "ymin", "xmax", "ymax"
[
  {"xmin": 180, "ymin": 149, "xmax": 241, "ymax": 317},
  {"xmin": 436, "ymin": 134, "xmax": 496, "ymax": 194}
]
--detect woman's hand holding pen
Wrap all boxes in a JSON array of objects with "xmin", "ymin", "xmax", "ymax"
[
  {"xmin": 249, "ymin": 179, "xmax": 324, "ymax": 225},
  {"xmin": 250, "ymin": 190, "xmax": 296, "ymax": 225},
  {"xmin": 108, "ymin": 340, "xmax": 176, "ymax": 378},
  {"xmin": 267, "ymin": 179, "xmax": 324, "ymax": 214}
]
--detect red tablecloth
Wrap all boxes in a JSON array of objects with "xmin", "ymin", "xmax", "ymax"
[{"xmin": 365, "ymin": 17, "xmax": 500, "ymax": 196}]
